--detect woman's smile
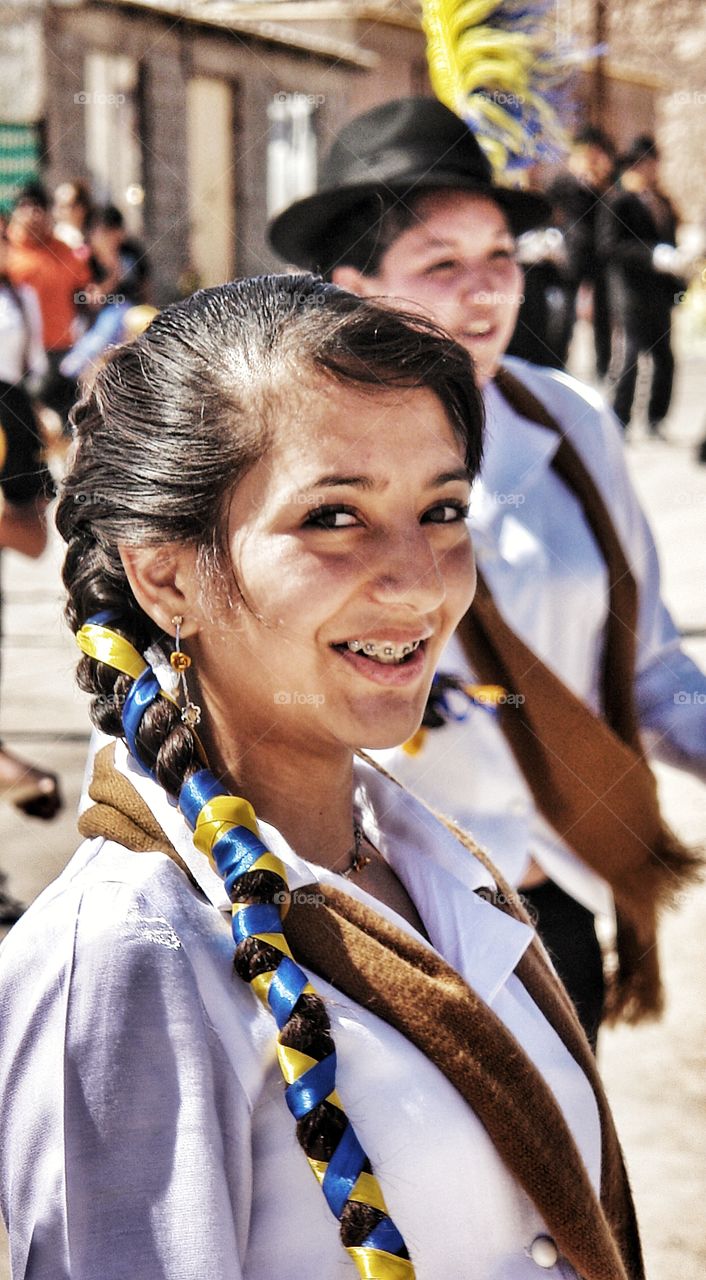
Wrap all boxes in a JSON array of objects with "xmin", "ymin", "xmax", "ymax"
[{"xmin": 330, "ymin": 634, "xmax": 429, "ymax": 686}]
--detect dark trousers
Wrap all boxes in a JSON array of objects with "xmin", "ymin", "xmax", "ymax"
[
  {"xmin": 613, "ymin": 307, "xmax": 675, "ymax": 429},
  {"xmin": 508, "ymin": 263, "xmax": 565, "ymax": 369},
  {"xmin": 554, "ymin": 270, "xmax": 613, "ymax": 378},
  {"xmin": 40, "ymin": 351, "xmax": 78, "ymax": 432},
  {"xmin": 521, "ymin": 880, "xmax": 605, "ymax": 1052}
]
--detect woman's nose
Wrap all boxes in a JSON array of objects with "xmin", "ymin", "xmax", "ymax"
[{"xmin": 368, "ymin": 528, "xmax": 446, "ymax": 611}]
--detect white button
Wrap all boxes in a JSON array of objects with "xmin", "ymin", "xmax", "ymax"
[
  {"xmin": 529, "ymin": 1234, "xmax": 559, "ymax": 1267},
  {"xmin": 508, "ymin": 797, "xmax": 529, "ymax": 815}
]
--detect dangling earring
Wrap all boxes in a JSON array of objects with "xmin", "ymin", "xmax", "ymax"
[{"xmin": 170, "ymin": 615, "xmax": 202, "ymax": 728}]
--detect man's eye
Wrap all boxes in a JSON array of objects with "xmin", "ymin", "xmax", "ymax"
[
  {"xmin": 304, "ymin": 504, "xmax": 359, "ymax": 529},
  {"xmin": 423, "ymin": 501, "xmax": 470, "ymax": 524},
  {"xmin": 426, "ymin": 260, "xmax": 457, "ymax": 275}
]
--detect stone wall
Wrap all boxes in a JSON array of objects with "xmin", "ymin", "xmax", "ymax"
[{"xmin": 43, "ymin": 5, "xmax": 356, "ymax": 297}]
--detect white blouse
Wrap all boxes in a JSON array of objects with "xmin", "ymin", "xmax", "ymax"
[
  {"xmin": 0, "ymin": 282, "xmax": 47, "ymax": 384},
  {"xmin": 376, "ymin": 359, "xmax": 706, "ymax": 915},
  {"xmin": 0, "ymin": 741, "xmax": 601, "ymax": 1279}
]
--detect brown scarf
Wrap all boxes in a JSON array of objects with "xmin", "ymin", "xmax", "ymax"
[
  {"xmin": 80, "ymin": 745, "xmax": 644, "ymax": 1280},
  {"xmin": 454, "ymin": 368, "xmax": 702, "ymax": 1022}
]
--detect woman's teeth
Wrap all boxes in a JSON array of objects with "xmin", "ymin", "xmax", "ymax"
[{"xmin": 345, "ymin": 639, "xmax": 422, "ymax": 664}]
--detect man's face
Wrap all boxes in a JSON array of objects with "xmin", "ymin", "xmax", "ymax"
[
  {"xmin": 334, "ymin": 190, "xmax": 524, "ymax": 387},
  {"xmin": 10, "ymin": 201, "xmax": 51, "ymax": 243},
  {"xmin": 571, "ymin": 144, "xmax": 614, "ymax": 189}
]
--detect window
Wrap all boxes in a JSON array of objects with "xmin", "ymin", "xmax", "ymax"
[
  {"xmin": 267, "ymin": 91, "xmax": 319, "ymax": 219},
  {"xmin": 82, "ymin": 53, "xmax": 144, "ymax": 232}
]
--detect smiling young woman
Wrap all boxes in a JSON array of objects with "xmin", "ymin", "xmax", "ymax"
[
  {"xmin": 171, "ymin": 379, "xmax": 477, "ymax": 850},
  {"xmin": 0, "ymin": 276, "xmax": 644, "ymax": 1280}
]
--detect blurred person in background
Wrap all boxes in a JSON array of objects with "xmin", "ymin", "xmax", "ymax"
[
  {"xmin": 506, "ymin": 225, "xmax": 566, "ymax": 369},
  {"xmin": 0, "ymin": 222, "xmax": 62, "ymax": 922},
  {"xmin": 269, "ymin": 98, "xmax": 706, "ymax": 1050},
  {"xmin": 7, "ymin": 183, "xmax": 90, "ymax": 431},
  {"xmin": 546, "ymin": 128, "xmax": 617, "ymax": 378},
  {"xmin": 52, "ymin": 179, "xmax": 93, "ymax": 258},
  {"xmin": 87, "ymin": 204, "xmax": 150, "ymax": 310},
  {"xmin": 599, "ymin": 136, "xmax": 684, "ymax": 436},
  {"xmin": 0, "ymin": 214, "xmax": 47, "ymax": 394},
  {"xmin": 59, "ymin": 207, "xmax": 152, "ymax": 388}
]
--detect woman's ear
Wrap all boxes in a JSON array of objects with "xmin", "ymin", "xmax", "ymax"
[{"xmin": 119, "ymin": 544, "xmax": 201, "ymax": 637}]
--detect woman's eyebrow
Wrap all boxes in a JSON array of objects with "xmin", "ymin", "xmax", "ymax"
[
  {"xmin": 434, "ymin": 468, "xmax": 472, "ymax": 485},
  {"xmin": 309, "ymin": 474, "xmax": 375, "ymax": 490},
  {"xmin": 414, "ymin": 229, "xmax": 514, "ymax": 254},
  {"xmin": 299, "ymin": 467, "xmax": 471, "ymax": 495}
]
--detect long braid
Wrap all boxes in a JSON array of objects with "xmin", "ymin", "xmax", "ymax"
[
  {"xmin": 58, "ymin": 274, "xmax": 485, "ymax": 1276},
  {"xmin": 74, "ymin": 616, "xmax": 414, "ymax": 1276}
]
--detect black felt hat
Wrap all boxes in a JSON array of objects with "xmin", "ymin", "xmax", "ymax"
[{"xmin": 268, "ymin": 97, "xmax": 550, "ymax": 269}]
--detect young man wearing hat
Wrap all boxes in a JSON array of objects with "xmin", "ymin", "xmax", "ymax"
[
  {"xmin": 269, "ymin": 98, "xmax": 706, "ymax": 1048},
  {"xmin": 598, "ymin": 135, "xmax": 683, "ymax": 435},
  {"xmin": 546, "ymin": 126, "xmax": 617, "ymax": 377}
]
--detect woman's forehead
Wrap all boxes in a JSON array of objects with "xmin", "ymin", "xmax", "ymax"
[
  {"xmin": 237, "ymin": 384, "xmax": 465, "ymax": 501},
  {"xmin": 281, "ymin": 381, "xmax": 458, "ymax": 449}
]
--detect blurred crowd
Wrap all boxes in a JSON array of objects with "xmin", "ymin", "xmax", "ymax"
[
  {"xmin": 1, "ymin": 179, "xmax": 153, "ymax": 446},
  {"xmin": 1, "ymin": 132, "xmax": 704, "ymax": 457},
  {"xmin": 509, "ymin": 128, "xmax": 703, "ymax": 439},
  {"xmin": 0, "ymin": 179, "xmax": 153, "ymax": 918}
]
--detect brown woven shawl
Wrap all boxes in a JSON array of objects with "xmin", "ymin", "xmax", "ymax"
[{"xmin": 454, "ymin": 368, "xmax": 702, "ymax": 1021}]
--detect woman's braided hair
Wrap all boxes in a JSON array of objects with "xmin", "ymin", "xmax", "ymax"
[{"xmin": 57, "ymin": 274, "xmax": 484, "ymax": 1260}]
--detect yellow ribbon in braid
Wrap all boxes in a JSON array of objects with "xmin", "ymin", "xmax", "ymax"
[
  {"xmin": 76, "ymin": 618, "xmax": 415, "ymax": 1277},
  {"xmin": 188, "ymin": 789, "xmax": 415, "ymax": 1279}
]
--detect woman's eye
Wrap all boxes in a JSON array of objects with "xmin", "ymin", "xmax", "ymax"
[
  {"xmin": 491, "ymin": 248, "xmax": 516, "ymax": 262},
  {"xmin": 304, "ymin": 504, "xmax": 359, "ymax": 529},
  {"xmin": 423, "ymin": 501, "xmax": 470, "ymax": 525}
]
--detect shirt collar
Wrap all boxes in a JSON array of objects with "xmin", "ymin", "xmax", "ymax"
[
  {"xmin": 113, "ymin": 740, "xmax": 533, "ymax": 1005},
  {"xmin": 479, "ymin": 366, "xmax": 561, "ymax": 509},
  {"xmin": 352, "ymin": 755, "xmax": 534, "ymax": 1003}
]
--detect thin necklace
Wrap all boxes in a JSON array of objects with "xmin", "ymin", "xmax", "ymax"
[{"xmin": 339, "ymin": 823, "xmax": 372, "ymax": 879}]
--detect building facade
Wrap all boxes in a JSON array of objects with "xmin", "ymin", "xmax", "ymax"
[
  {"xmin": 40, "ymin": 0, "xmax": 428, "ymax": 299},
  {"xmin": 7, "ymin": 0, "xmax": 705, "ymax": 299}
]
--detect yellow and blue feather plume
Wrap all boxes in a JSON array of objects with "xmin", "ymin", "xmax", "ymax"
[{"xmin": 422, "ymin": 0, "xmax": 570, "ymax": 172}]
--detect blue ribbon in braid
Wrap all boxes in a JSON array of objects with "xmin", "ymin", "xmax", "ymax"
[
  {"xmin": 74, "ymin": 617, "xmax": 415, "ymax": 1279},
  {"xmin": 179, "ymin": 770, "xmax": 412, "ymax": 1276},
  {"xmin": 122, "ymin": 666, "xmax": 162, "ymax": 766}
]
